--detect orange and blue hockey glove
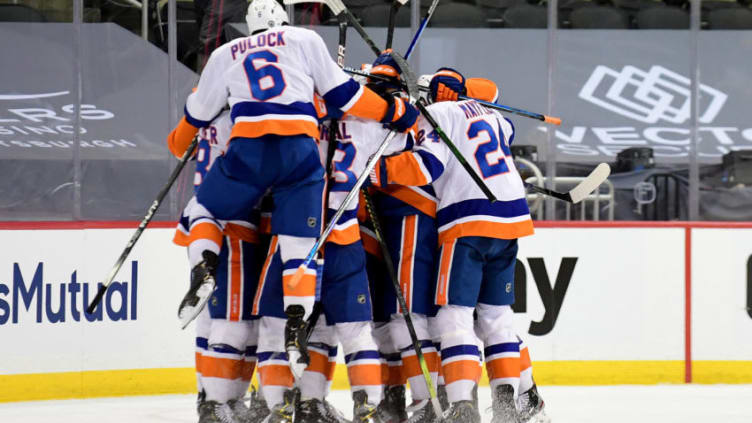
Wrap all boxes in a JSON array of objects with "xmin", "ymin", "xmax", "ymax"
[{"xmin": 429, "ymin": 67, "xmax": 466, "ymax": 103}]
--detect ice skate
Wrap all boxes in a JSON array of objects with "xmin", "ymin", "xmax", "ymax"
[
  {"xmin": 179, "ymin": 250, "xmax": 219, "ymax": 329},
  {"xmin": 377, "ymin": 385, "xmax": 407, "ymax": 423},
  {"xmin": 405, "ymin": 399, "xmax": 439, "ymax": 423},
  {"xmin": 490, "ymin": 385, "xmax": 517, "ymax": 423},
  {"xmin": 443, "ymin": 400, "xmax": 480, "ymax": 423},
  {"xmin": 295, "ymin": 397, "xmax": 351, "ymax": 423},
  {"xmin": 243, "ymin": 388, "xmax": 272, "ymax": 423},
  {"xmin": 352, "ymin": 390, "xmax": 383, "ymax": 423},
  {"xmin": 261, "ymin": 391, "xmax": 295, "ymax": 423},
  {"xmin": 198, "ymin": 400, "xmax": 241, "ymax": 423},
  {"xmin": 517, "ymin": 385, "xmax": 550, "ymax": 423}
]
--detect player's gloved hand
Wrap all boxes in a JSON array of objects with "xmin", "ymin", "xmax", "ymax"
[
  {"xmin": 429, "ymin": 67, "xmax": 466, "ymax": 103},
  {"xmin": 381, "ymin": 96, "xmax": 419, "ymax": 133}
]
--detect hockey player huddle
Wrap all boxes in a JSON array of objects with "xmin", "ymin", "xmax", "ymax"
[{"xmin": 166, "ymin": 1, "xmax": 549, "ymax": 422}]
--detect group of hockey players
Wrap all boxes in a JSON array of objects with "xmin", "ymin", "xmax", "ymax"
[{"xmin": 166, "ymin": 1, "xmax": 549, "ymax": 422}]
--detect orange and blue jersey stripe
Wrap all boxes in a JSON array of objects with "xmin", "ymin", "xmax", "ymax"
[
  {"xmin": 436, "ymin": 198, "xmax": 534, "ymax": 243},
  {"xmin": 229, "ymin": 101, "xmax": 320, "ymax": 140},
  {"xmin": 326, "ymin": 208, "xmax": 360, "ymax": 245}
]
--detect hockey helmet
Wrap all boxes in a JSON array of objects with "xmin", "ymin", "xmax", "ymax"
[{"xmin": 246, "ymin": 0, "xmax": 289, "ymax": 35}]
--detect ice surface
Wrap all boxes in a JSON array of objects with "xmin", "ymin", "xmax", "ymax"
[{"xmin": 1, "ymin": 385, "xmax": 752, "ymax": 423}]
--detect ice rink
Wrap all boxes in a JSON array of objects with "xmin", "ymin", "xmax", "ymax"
[{"xmin": 2, "ymin": 384, "xmax": 752, "ymax": 423}]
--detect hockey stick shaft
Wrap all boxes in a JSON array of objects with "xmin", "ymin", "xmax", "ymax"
[
  {"xmin": 362, "ymin": 190, "xmax": 442, "ymax": 416},
  {"xmin": 343, "ymin": 67, "xmax": 563, "ymax": 125},
  {"xmin": 404, "ymin": 0, "xmax": 440, "ymax": 59},
  {"xmin": 386, "ymin": 1, "xmax": 400, "ymax": 49},
  {"xmin": 87, "ymin": 137, "xmax": 198, "ymax": 314},
  {"xmin": 415, "ymin": 101, "xmax": 497, "ymax": 202}
]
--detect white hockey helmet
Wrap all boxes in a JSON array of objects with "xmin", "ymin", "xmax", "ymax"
[
  {"xmin": 246, "ymin": 0, "xmax": 289, "ymax": 35},
  {"xmin": 418, "ymin": 73, "xmax": 434, "ymax": 103}
]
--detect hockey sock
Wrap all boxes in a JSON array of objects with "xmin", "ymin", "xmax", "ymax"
[
  {"xmin": 337, "ymin": 321, "xmax": 383, "ymax": 405},
  {"xmin": 436, "ymin": 305, "xmax": 481, "ymax": 403},
  {"xmin": 518, "ymin": 336, "xmax": 534, "ymax": 394},
  {"xmin": 257, "ymin": 317, "xmax": 294, "ymax": 407},
  {"xmin": 476, "ymin": 304, "xmax": 520, "ymax": 398}
]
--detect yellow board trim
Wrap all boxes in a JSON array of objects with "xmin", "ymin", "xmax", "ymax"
[{"xmin": 2, "ymin": 361, "xmax": 752, "ymax": 403}]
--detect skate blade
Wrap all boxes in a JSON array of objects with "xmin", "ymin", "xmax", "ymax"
[
  {"xmin": 287, "ymin": 349, "xmax": 306, "ymax": 380},
  {"xmin": 178, "ymin": 280, "xmax": 215, "ymax": 329}
]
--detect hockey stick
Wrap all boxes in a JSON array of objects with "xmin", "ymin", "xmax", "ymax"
[
  {"xmin": 361, "ymin": 191, "xmax": 443, "ymax": 417},
  {"xmin": 404, "ymin": 0, "xmax": 440, "ymax": 59},
  {"xmin": 342, "ymin": 67, "xmax": 563, "ymax": 126},
  {"xmin": 386, "ymin": 0, "xmax": 409, "ymax": 49},
  {"xmin": 87, "ymin": 136, "xmax": 198, "ymax": 314},
  {"xmin": 284, "ymin": 0, "xmax": 381, "ymax": 56},
  {"xmin": 525, "ymin": 162, "xmax": 611, "ymax": 204}
]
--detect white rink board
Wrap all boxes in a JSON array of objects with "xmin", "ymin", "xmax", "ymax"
[
  {"xmin": 515, "ymin": 228, "xmax": 685, "ymax": 361},
  {"xmin": 691, "ymin": 228, "xmax": 752, "ymax": 360},
  {"xmin": 0, "ymin": 228, "xmax": 194, "ymax": 375}
]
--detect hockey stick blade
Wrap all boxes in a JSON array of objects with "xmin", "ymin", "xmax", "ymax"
[
  {"xmin": 525, "ymin": 162, "xmax": 611, "ymax": 204},
  {"xmin": 568, "ymin": 162, "xmax": 611, "ymax": 203}
]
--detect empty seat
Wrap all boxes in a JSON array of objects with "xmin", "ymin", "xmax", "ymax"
[
  {"xmin": 569, "ymin": 6, "xmax": 630, "ymax": 28},
  {"xmin": 360, "ymin": 3, "xmax": 412, "ymax": 27},
  {"xmin": 503, "ymin": 4, "xmax": 549, "ymax": 27},
  {"xmin": 635, "ymin": 6, "xmax": 689, "ymax": 28},
  {"xmin": 430, "ymin": 2, "xmax": 488, "ymax": 27},
  {"xmin": 0, "ymin": 4, "xmax": 46, "ymax": 22},
  {"xmin": 706, "ymin": 8, "xmax": 752, "ymax": 29}
]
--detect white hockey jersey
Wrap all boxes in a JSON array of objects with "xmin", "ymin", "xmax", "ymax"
[
  {"xmin": 380, "ymin": 99, "xmax": 534, "ymax": 243},
  {"xmin": 321, "ymin": 117, "xmax": 408, "ymax": 245},
  {"xmin": 174, "ymin": 110, "xmax": 259, "ymax": 247},
  {"xmin": 193, "ymin": 110, "xmax": 232, "ymax": 190},
  {"xmin": 183, "ymin": 26, "xmax": 367, "ymax": 141}
]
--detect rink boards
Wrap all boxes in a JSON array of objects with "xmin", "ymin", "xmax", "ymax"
[{"xmin": 0, "ymin": 221, "xmax": 751, "ymax": 402}]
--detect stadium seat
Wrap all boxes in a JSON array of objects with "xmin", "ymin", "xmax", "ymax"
[
  {"xmin": 503, "ymin": 4, "xmax": 549, "ymax": 27},
  {"xmin": 0, "ymin": 4, "xmax": 46, "ymax": 22},
  {"xmin": 430, "ymin": 2, "xmax": 488, "ymax": 27},
  {"xmin": 706, "ymin": 8, "xmax": 752, "ymax": 28},
  {"xmin": 635, "ymin": 6, "xmax": 689, "ymax": 28},
  {"xmin": 360, "ymin": 3, "xmax": 412, "ymax": 27},
  {"xmin": 478, "ymin": 0, "xmax": 528, "ymax": 26},
  {"xmin": 569, "ymin": 5, "xmax": 630, "ymax": 28}
]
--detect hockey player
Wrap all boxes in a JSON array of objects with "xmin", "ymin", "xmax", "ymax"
[
  {"xmin": 369, "ymin": 69, "xmax": 534, "ymax": 423},
  {"xmin": 166, "ymin": 1, "xmax": 419, "ymax": 420},
  {"xmin": 427, "ymin": 70, "xmax": 550, "ymax": 423},
  {"xmin": 172, "ymin": 110, "xmax": 270, "ymax": 423}
]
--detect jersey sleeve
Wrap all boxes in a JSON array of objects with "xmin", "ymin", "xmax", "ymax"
[
  {"xmin": 184, "ymin": 48, "xmax": 230, "ymax": 127},
  {"xmin": 303, "ymin": 31, "xmax": 389, "ymax": 121},
  {"xmin": 378, "ymin": 115, "xmax": 449, "ymax": 187}
]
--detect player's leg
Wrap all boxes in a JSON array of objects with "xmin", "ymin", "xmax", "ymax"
[
  {"xmin": 434, "ymin": 238, "xmax": 484, "ymax": 423},
  {"xmin": 320, "ymin": 241, "xmax": 383, "ymax": 422},
  {"xmin": 196, "ymin": 235, "xmax": 258, "ymax": 423},
  {"xmin": 253, "ymin": 239, "xmax": 296, "ymax": 422},
  {"xmin": 476, "ymin": 238, "xmax": 522, "ymax": 423},
  {"xmin": 384, "ymin": 213, "xmax": 440, "ymax": 423},
  {"xmin": 295, "ymin": 318, "xmax": 348, "ymax": 423},
  {"xmin": 270, "ymin": 135, "xmax": 327, "ymax": 322},
  {"xmin": 516, "ymin": 337, "xmax": 550, "ymax": 423},
  {"xmin": 195, "ymin": 306, "xmax": 211, "ymax": 413},
  {"xmin": 365, "ymin": 242, "xmax": 408, "ymax": 423}
]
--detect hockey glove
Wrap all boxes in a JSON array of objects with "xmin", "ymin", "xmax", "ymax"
[
  {"xmin": 178, "ymin": 250, "xmax": 219, "ymax": 329},
  {"xmin": 381, "ymin": 96, "xmax": 419, "ymax": 133},
  {"xmin": 429, "ymin": 67, "xmax": 466, "ymax": 103},
  {"xmin": 284, "ymin": 304, "xmax": 310, "ymax": 379}
]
